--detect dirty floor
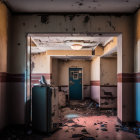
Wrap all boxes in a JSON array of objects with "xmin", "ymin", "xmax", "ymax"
[{"xmin": 0, "ymin": 100, "xmax": 139, "ymax": 140}]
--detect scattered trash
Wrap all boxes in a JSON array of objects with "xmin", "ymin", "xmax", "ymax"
[
  {"xmin": 80, "ymin": 136, "xmax": 96, "ymax": 140},
  {"xmin": 67, "ymin": 120, "xmax": 75, "ymax": 123},
  {"xmin": 72, "ymin": 134, "xmax": 84, "ymax": 138},
  {"xmin": 115, "ymin": 125, "xmax": 120, "ymax": 127},
  {"xmin": 65, "ymin": 114, "xmax": 79, "ymax": 119},
  {"xmin": 71, "ymin": 128, "xmax": 76, "ymax": 131},
  {"xmin": 71, "ymin": 124, "xmax": 85, "ymax": 127},
  {"xmin": 59, "ymin": 123, "xmax": 63, "ymax": 126},
  {"xmin": 101, "ymin": 124, "xmax": 105, "ymax": 127},
  {"xmin": 87, "ymin": 102, "xmax": 93, "ymax": 109},
  {"xmin": 115, "ymin": 128, "xmax": 120, "ymax": 132},
  {"xmin": 65, "ymin": 130, "xmax": 69, "ymax": 132},
  {"xmin": 81, "ymin": 129, "xmax": 89, "ymax": 134},
  {"xmin": 101, "ymin": 128, "xmax": 108, "ymax": 131},
  {"xmin": 96, "ymin": 103, "xmax": 99, "ymax": 108}
]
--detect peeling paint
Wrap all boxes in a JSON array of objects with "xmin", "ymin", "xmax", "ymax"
[
  {"xmin": 69, "ymin": 15, "xmax": 75, "ymax": 21},
  {"xmin": 107, "ymin": 20, "xmax": 116, "ymax": 31},
  {"xmin": 84, "ymin": 16, "xmax": 90, "ymax": 23},
  {"xmin": 41, "ymin": 15, "xmax": 49, "ymax": 24},
  {"xmin": 73, "ymin": 27, "xmax": 76, "ymax": 32}
]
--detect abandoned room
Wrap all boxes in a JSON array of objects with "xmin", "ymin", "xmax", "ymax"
[{"xmin": 0, "ymin": 0, "xmax": 140, "ymax": 140}]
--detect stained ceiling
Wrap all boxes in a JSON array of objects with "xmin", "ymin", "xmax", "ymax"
[
  {"xmin": 31, "ymin": 34, "xmax": 113, "ymax": 53},
  {"xmin": 52, "ymin": 56, "xmax": 93, "ymax": 60},
  {"xmin": 4, "ymin": 0, "xmax": 140, "ymax": 13}
]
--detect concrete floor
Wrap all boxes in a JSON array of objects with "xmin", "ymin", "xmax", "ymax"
[
  {"xmin": 0, "ymin": 100, "xmax": 138, "ymax": 140},
  {"xmin": 43, "ymin": 100, "xmax": 137, "ymax": 140},
  {"xmin": 44, "ymin": 116, "xmax": 136, "ymax": 140}
]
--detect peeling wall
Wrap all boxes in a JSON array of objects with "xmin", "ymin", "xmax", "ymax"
[
  {"xmin": 31, "ymin": 53, "xmax": 51, "ymax": 73},
  {"xmin": 58, "ymin": 60, "xmax": 91, "ymax": 86},
  {"xmin": 9, "ymin": 13, "xmax": 134, "ymax": 124},
  {"xmin": 104, "ymin": 37, "xmax": 117, "ymax": 54},
  {"xmin": 31, "ymin": 53, "xmax": 52, "ymax": 84},
  {"xmin": 100, "ymin": 58, "xmax": 117, "ymax": 85},
  {"xmin": 100, "ymin": 57, "xmax": 117, "ymax": 108},
  {"xmin": 52, "ymin": 58, "xmax": 59, "ymax": 86},
  {"xmin": 52, "ymin": 59, "xmax": 91, "ymax": 98}
]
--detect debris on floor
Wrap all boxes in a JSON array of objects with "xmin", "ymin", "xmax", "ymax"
[
  {"xmin": 72, "ymin": 134, "xmax": 84, "ymax": 138},
  {"xmin": 71, "ymin": 124, "xmax": 85, "ymax": 128},
  {"xmin": 80, "ymin": 136, "xmax": 96, "ymax": 140},
  {"xmin": 101, "ymin": 128, "xmax": 108, "ymax": 131},
  {"xmin": 0, "ymin": 99, "xmax": 138, "ymax": 140},
  {"xmin": 66, "ymin": 120, "xmax": 75, "ymax": 123},
  {"xmin": 81, "ymin": 128, "xmax": 89, "ymax": 134}
]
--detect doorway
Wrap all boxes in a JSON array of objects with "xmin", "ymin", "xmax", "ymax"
[{"xmin": 69, "ymin": 68, "xmax": 82, "ymax": 100}]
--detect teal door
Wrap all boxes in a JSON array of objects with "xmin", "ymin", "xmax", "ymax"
[{"xmin": 69, "ymin": 68, "xmax": 82, "ymax": 100}]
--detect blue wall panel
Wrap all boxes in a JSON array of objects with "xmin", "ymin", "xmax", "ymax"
[{"xmin": 136, "ymin": 83, "xmax": 140, "ymax": 122}]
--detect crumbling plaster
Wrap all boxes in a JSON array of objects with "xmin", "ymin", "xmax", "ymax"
[
  {"xmin": 100, "ymin": 58, "xmax": 117, "ymax": 85},
  {"xmin": 10, "ymin": 14, "xmax": 134, "ymax": 73},
  {"xmin": 8, "ymin": 13, "xmax": 134, "ymax": 124}
]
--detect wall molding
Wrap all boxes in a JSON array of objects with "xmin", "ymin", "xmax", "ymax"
[
  {"xmin": 90, "ymin": 81, "xmax": 100, "ymax": 86},
  {"xmin": 100, "ymin": 85, "xmax": 117, "ymax": 87},
  {"xmin": 0, "ymin": 72, "xmax": 25, "ymax": 82},
  {"xmin": 31, "ymin": 73, "xmax": 52, "ymax": 85},
  {"xmin": 135, "ymin": 73, "xmax": 140, "ymax": 83},
  {"xmin": 117, "ymin": 73, "xmax": 140, "ymax": 83}
]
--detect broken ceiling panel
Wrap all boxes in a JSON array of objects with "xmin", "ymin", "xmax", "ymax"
[{"xmin": 4, "ymin": 0, "xmax": 140, "ymax": 13}]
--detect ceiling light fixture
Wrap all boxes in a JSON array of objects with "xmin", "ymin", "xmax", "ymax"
[{"xmin": 71, "ymin": 44, "xmax": 83, "ymax": 50}]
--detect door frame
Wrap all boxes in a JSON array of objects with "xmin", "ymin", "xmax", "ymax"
[{"xmin": 69, "ymin": 67, "xmax": 83, "ymax": 100}]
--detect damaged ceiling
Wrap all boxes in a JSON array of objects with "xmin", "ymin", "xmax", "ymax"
[
  {"xmin": 31, "ymin": 34, "xmax": 113, "ymax": 53},
  {"xmin": 52, "ymin": 56, "xmax": 93, "ymax": 60},
  {"xmin": 4, "ymin": 0, "xmax": 140, "ymax": 13}
]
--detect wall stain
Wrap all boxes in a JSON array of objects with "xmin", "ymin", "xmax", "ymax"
[
  {"xmin": 69, "ymin": 15, "xmax": 75, "ymax": 21},
  {"xmin": 79, "ymin": 3, "xmax": 83, "ymax": 6},
  {"xmin": 84, "ymin": 16, "xmax": 90, "ymax": 23},
  {"xmin": 41, "ymin": 15, "xmax": 49, "ymax": 24},
  {"xmin": 73, "ymin": 27, "xmax": 76, "ymax": 32},
  {"xmin": 107, "ymin": 20, "xmax": 116, "ymax": 31}
]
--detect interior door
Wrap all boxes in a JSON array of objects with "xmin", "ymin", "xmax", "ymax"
[{"xmin": 69, "ymin": 68, "xmax": 82, "ymax": 100}]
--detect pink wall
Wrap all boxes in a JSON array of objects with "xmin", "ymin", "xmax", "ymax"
[{"xmin": 90, "ymin": 81, "xmax": 100, "ymax": 103}]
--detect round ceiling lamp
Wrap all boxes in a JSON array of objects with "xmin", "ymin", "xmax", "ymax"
[
  {"xmin": 65, "ymin": 40, "xmax": 83, "ymax": 50},
  {"xmin": 71, "ymin": 44, "xmax": 83, "ymax": 50}
]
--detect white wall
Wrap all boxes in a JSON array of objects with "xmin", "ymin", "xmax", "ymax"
[
  {"xmin": 91, "ymin": 57, "xmax": 100, "ymax": 81},
  {"xmin": 90, "ymin": 57, "xmax": 100, "ymax": 103}
]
